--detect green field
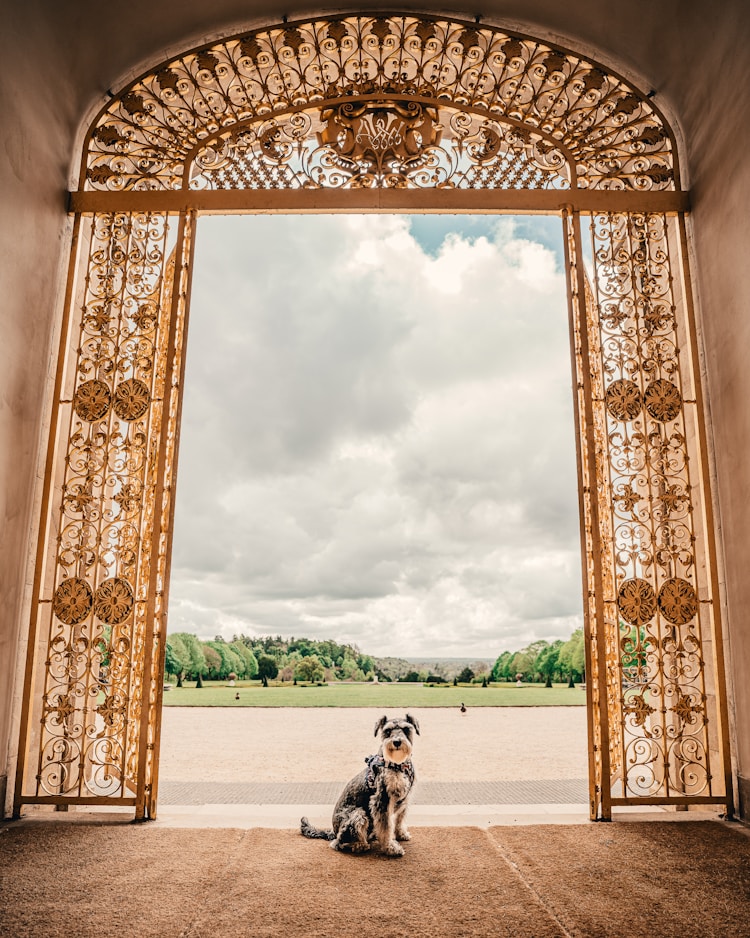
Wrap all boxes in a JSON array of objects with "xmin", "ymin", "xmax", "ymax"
[{"xmin": 161, "ymin": 681, "xmax": 585, "ymax": 707}]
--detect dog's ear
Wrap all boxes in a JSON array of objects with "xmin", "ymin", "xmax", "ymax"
[
  {"xmin": 374, "ymin": 715, "xmax": 388, "ymax": 737},
  {"xmin": 405, "ymin": 713, "xmax": 420, "ymax": 735}
]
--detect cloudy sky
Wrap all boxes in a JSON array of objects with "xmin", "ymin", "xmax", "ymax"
[{"xmin": 168, "ymin": 213, "xmax": 583, "ymax": 657}]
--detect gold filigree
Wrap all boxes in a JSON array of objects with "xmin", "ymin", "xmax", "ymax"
[
  {"xmin": 131, "ymin": 301, "xmax": 158, "ymax": 332},
  {"xmin": 614, "ymin": 481, "xmax": 641, "ymax": 514},
  {"xmin": 84, "ymin": 15, "xmax": 676, "ymax": 193},
  {"xmin": 62, "ymin": 482, "xmax": 96, "ymax": 519},
  {"xmin": 52, "ymin": 577, "xmax": 94, "ymax": 624},
  {"xmin": 189, "ymin": 104, "xmax": 570, "ymax": 191},
  {"xmin": 94, "ymin": 577, "xmax": 135, "ymax": 624},
  {"xmin": 113, "ymin": 378, "xmax": 150, "ymax": 421},
  {"xmin": 623, "ymin": 693, "xmax": 655, "ymax": 727},
  {"xmin": 672, "ymin": 691, "xmax": 703, "ymax": 726},
  {"xmin": 45, "ymin": 693, "xmax": 76, "ymax": 725},
  {"xmin": 658, "ymin": 482, "xmax": 688, "ymax": 516},
  {"xmin": 113, "ymin": 481, "xmax": 142, "ymax": 516},
  {"xmin": 319, "ymin": 100, "xmax": 441, "ymax": 182},
  {"xmin": 584, "ymin": 211, "xmax": 722, "ymax": 805},
  {"xmin": 658, "ymin": 577, "xmax": 698, "ymax": 625},
  {"xmin": 19, "ymin": 22, "xmax": 732, "ymax": 820},
  {"xmin": 617, "ymin": 578, "xmax": 657, "ymax": 625},
  {"xmin": 96, "ymin": 694, "xmax": 127, "ymax": 727}
]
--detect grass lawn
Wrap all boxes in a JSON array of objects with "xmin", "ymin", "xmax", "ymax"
[{"xmin": 161, "ymin": 681, "xmax": 586, "ymax": 707}]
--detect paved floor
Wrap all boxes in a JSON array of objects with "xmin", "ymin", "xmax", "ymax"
[{"xmin": 158, "ymin": 777, "xmax": 590, "ymax": 805}]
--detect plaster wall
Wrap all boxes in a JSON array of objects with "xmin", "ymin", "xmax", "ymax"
[{"xmin": 1, "ymin": 0, "xmax": 749, "ymax": 817}]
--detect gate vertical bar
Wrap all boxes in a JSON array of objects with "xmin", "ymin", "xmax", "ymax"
[
  {"xmin": 675, "ymin": 213, "xmax": 734, "ymax": 816},
  {"xmin": 13, "ymin": 216, "xmax": 83, "ymax": 818},
  {"xmin": 134, "ymin": 210, "xmax": 196, "ymax": 820},
  {"xmin": 563, "ymin": 209, "xmax": 613, "ymax": 820}
]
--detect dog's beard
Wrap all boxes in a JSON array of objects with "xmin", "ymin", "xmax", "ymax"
[{"xmin": 383, "ymin": 741, "xmax": 411, "ymax": 764}]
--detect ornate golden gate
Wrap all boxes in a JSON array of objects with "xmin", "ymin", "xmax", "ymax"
[{"xmin": 14, "ymin": 13, "xmax": 733, "ymax": 820}]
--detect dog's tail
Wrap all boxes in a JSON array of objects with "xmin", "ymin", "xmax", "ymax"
[{"xmin": 300, "ymin": 816, "xmax": 335, "ymax": 840}]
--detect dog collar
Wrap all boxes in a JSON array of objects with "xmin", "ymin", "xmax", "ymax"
[{"xmin": 364, "ymin": 754, "xmax": 414, "ymax": 788}]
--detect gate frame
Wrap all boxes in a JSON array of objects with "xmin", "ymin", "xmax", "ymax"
[{"xmin": 13, "ymin": 12, "xmax": 734, "ymax": 822}]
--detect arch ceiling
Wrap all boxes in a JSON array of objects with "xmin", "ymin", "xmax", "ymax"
[{"xmin": 83, "ymin": 13, "xmax": 678, "ymax": 193}]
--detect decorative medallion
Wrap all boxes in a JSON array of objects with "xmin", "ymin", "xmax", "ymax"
[
  {"xmin": 644, "ymin": 379, "xmax": 682, "ymax": 422},
  {"xmin": 317, "ymin": 100, "xmax": 441, "ymax": 186},
  {"xmin": 658, "ymin": 577, "xmax": 698, "ymax": 625},
  {"xmin": 113, "ymin": 378, "xmax": 150, "ymax": 421},
  {"xmin": 52, "ymin": 577, "xmax": 94, "ymax": 624},
  {"xmin": 605, "ymin": 379, "xmax": 643, "ymax": 421},
  {"xmin": 94, "ymin": 577, "xmax": 135, "ymax": 624},
  {"xmin": 73, "ymin": 380, "xmax": 112, "ymax": 421},
  {"xmin": 617, "ymin": 578, "xmax": 657, "ymax": 625}
]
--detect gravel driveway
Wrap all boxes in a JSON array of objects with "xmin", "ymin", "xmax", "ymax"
[{"xmin": 158, "ymin": 706, "xmax": 588, "ymax": 784}]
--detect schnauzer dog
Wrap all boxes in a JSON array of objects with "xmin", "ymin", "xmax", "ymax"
[{"xmin": 300, "ymin": 713, "xmax": 420, "ymax": 857}]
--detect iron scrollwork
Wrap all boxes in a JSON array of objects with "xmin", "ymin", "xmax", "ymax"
[
  {"xmin": 83, "ymin": 14, "xmax": 677, "ymax": 193},
  {"xmin": 31, "ymin": 211, "xmax": 180, "ymax": 802},
  {"xmin": 588, "ymin": 212, "xmax": 715, "ymax": 801},
  {"xmin": 189, "ymin": 102, "xmax": 570, "ymax": 190}
]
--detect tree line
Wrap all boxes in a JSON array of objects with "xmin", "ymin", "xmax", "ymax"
[
  {"xmin": 165, "ymin": 628, "xmax": 586, "ymax": 687},
  {"xmin": 489, "ymin": 629, "xmax": 585, "ymax": 687},
  {"xmin": 165, "ymin": 632, "xmax": 376, "ymax": 687}
]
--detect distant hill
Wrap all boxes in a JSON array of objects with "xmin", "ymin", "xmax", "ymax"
[
  {"xmin": 373, "ymin": 656, "xmax": 494, "ymax": 681},
  {"xmin": 371, "ymin": 656, "xmax": 413, "ymax": 681}
]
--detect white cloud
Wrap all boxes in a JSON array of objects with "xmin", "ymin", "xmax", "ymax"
[{"xmin": 169, "ymin": 215, "xmax": 583, "ymax": 656}]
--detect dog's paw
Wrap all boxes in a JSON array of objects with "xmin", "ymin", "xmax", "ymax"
[
  {"xmin": 350, "ymin": 842, "xmax": 371, "ymax": 854},
  {"xmin": 395, "ymin": 828, "xmax": 411, "ymax": 841},
  {"xmin": 383, "ymin": 841, "xmax": 405, "ymax": 857}
]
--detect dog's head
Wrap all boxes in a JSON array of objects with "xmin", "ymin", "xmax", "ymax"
[{"xmin": 374, "ymin": 713, "xmax": 420, "ymax": 764}]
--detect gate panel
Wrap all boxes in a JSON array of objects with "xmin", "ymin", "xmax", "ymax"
[
  {"xmin": 568, "ymin": 210, "xmax": 733, "ymax": 816},
  {"xmin": 14, "ymin": 211, "xmax": 192, "ymax": 814}
]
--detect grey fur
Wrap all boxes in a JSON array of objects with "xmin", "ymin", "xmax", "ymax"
[{"xmin": 300, "ymin": 713, "xmax": 420, "ymax": 857}]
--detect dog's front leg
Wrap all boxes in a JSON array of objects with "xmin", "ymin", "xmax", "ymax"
[
  {"xmin": 394, "ymin": 803, "xmax": 411, "ymax": 842},
  {"xmin": 371, "ymin": 789, "xmax": 403, "ymax": 857}
]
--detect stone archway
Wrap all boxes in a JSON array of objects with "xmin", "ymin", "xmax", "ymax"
[{"xmin": 13, "ymin": 13, "xmax": 732, "ymax": 821}]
